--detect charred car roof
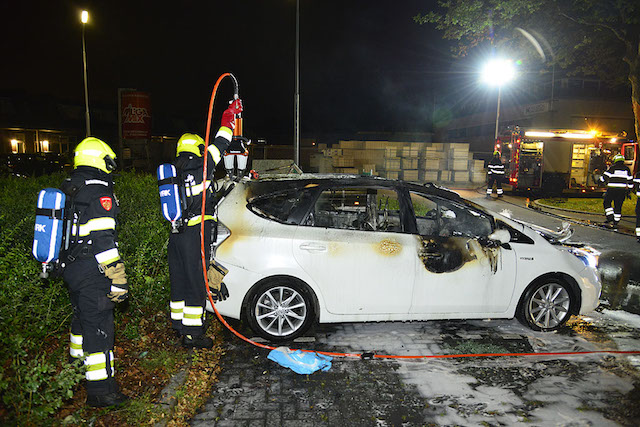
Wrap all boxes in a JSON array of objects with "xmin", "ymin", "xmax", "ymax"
[{"xmin": 245, "ymin": 174, "xmax": 462, "ymax": 200}]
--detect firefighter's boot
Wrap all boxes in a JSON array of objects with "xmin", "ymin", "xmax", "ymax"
[
  {"xmin": 87, "ymin": 391, "xmax": 129, "ymax": 408},
  {"xmin": 182, "ymin": 334, "xmax": 213, "ymax": 349}
]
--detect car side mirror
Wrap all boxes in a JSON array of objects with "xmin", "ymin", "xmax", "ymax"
[{"xmin": 488, "ymin": 229, "xmax": 510, "ymax": 245}]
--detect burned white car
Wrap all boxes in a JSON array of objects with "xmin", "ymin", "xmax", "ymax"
[{"xmin": 209, "ymin": 175, "xmax": 601, "ymax": 341}]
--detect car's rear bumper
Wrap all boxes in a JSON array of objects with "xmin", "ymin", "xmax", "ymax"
[{"xmin": 205, "ymin": 263, "xmax": 263, "ymax": 320}]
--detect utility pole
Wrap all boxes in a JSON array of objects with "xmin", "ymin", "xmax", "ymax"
[
  {"xmin": 294, "ymin": 0, "xmax": 300, "ymax": 166},
  {"xmin": 81, "ymin": 11, "xmax": 91, "ymax": 137}
]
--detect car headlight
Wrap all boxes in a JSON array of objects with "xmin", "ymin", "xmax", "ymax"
[{"xmin": 568, "ymin": 246, "xmax": 600, "ymax": 269}]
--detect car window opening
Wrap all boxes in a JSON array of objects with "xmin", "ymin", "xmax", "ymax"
[
  {"xmin": 248, "ymin": 188, "xmax": 313, "ymax": 224},
  {"xmin": 305, "ymin": 187, "xmax": 403, "ymax": 232}
]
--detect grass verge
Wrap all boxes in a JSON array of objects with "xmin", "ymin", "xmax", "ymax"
[{"xmin": 539, "ymin": 194, "xmax": 638, "ymax": 216}]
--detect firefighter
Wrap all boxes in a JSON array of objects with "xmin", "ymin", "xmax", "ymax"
[
  {"xmin": 62, "ymin": 137, "xmax": 129, "ymax": 407},
  {"xmin": 634, "ymin": 170, "xmax": 640, "ymax": 242},
  {"xmin": 167, "ymin": 100, "xmax": 240, "ymax": 348},
  {"xmin": 486, "ymin": 151, "xmax": 505, "ymax": 199},
  {"xmin": 600, "ymin": 154, "xmax": 633, "ymax": 228},
  {"xmin": 223, "ymin": 136, "xmax": 250, "ymax": 180}
]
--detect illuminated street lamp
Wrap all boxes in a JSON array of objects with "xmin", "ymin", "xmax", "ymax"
[
  {"xmin": 294, "ymin": 0, "xmax": 300, "ymax": 166},
  {"xmin": 481, "ymin": 58, "xmax": 516, "ymax": 147},
  {"xmin": 81, "ymin": 10, "xmax": 91, "ymax": 136}
]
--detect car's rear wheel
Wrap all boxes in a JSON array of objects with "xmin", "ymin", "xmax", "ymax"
[
  {"xmin": 246, "ymin": 277, "xmax": 315, "ymax": 342},
  {"xmin": 517, "ymin": 278, "xmax": 573, "ymax": 331}
]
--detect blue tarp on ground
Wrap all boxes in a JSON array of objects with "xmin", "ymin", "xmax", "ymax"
[{"xmin": 267, "ymin": 347, "xmax": 332, "ymax": 374}]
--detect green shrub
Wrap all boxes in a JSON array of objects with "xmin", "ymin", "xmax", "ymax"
[{"xmin": 0, "ymin": 171, "xmax": 170, "ymax": 424}]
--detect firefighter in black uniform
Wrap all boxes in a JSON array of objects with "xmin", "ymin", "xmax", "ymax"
[
  {"xmin": 634, "ymin": 170, "xmax": 640, "ymax": 242},
  {"xmin": 486, "ymin": 151, "xmax": 505, "ymax": 199},
  {"xmin": 167, "ymin": 100, "xmax": 240, "ymax": 348},
  {"xmin": 62, "ymin": 137, "xmax": 128, "ymax": 407},
  {"xmin": 600, "ymin": 154, "xmax": 633, "ymax": 228}
]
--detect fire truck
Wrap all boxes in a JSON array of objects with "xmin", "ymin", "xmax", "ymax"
[{"xmin": 497, "ymin": 127, "xmax": 638, "ymax": 195}]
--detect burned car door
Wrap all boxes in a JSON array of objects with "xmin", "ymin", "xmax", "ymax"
[
  {"xmin": 408, "ymin": 192, "xmax": 517, "ymax": 314},
  {"xmin": 293, "ymin": 186, "xmax": 416, "ymax": 315}
]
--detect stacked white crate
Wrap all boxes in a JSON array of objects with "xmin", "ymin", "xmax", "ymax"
[
  {"xmin": 400, "ymin": 144, "xmax": 421, "ymax": 181},
  {"xmin": 309, "ymin": 153, "xmax": 334, "ymax": 173},
  {"xmin": 313, "ymin": 140, "xmax": 485, "ymax": 184},
  {"xmin": 330, "ymin": 142, "xmax": 357, "ymax": 174},
  {"xmin": 447, "ymin": 143, "xmax": 470, "ymax": 182},
  {"xmin": 420, "ymin": 143, "xmax": 445, "ymax": 181},
  {"xmin": 470, "ymin": 159, "xmax": 486, "ymax": 183},
  {"xmin": 381, "ymin": 146, "xmax": 401, "ymax": 179}
]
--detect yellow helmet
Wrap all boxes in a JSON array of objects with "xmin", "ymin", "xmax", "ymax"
[
  {"xmin": 176, "ymin": 133, "xmax": 205, "ymax": 157},
  {"xmin": 74, "ymin": 137, "xmax": 117, "ymax": 173}
]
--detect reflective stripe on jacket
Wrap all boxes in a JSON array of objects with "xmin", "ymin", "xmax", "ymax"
[
  {"xmin": 487, "ymin": 158, "xmax": 505, "ymax": 176},
  {"xmin": 601, "ymin": 162, "xmax": 632, "ymax": 190}
]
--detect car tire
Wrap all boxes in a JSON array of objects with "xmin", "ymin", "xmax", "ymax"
[
  {"xmin": 246, "ymin": 277, "xmax": 315, "ymax": 342},
  {"xmin": 517, "ymin": 278, "xmax": 574, "ymax": 331}
]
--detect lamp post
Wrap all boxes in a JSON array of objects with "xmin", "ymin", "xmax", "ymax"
[
  {"xmin": 294, "ymin": 0, "xmax": 300, "ymax": 166},
  {"xmin": 81, "ymin": 10, "xmax": 91, "ymax": 137},
  {"xmin": 481, "ymin": 59, "xmax": 515, "ymax": 148}
]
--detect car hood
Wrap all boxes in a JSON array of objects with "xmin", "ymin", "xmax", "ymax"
[
  {"xmin": 485, "ymin": 206, "xmax": 573, "ymax": 244},
  {"xmin": 514, "ymin": 220, "xmax": 573, "ymax": 243}
]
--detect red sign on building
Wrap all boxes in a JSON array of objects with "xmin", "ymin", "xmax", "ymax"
[{"xmin": 121, "ymin": 91, "xmax": 151, "ymax": 139}]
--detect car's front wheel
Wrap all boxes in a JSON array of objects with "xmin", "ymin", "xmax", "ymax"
[
  {"xmin": 517, "ymin": 279, "xmax": 574, "ymax": 331},
  {"xmin": 246, "ymin": 277, "xmax": 315, "ymax": 342}
]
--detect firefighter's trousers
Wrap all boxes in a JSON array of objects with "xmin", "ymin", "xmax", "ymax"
[
  {"xmin": 168, "ymin": 220, "xmax": 212, "ymax": 336},
  {"xmin": 64, "ymin": 258, "xmax": 117, "ymax": 396},
  {"xmin": 603, "ymin": 189, "xmax": 626, "ymax": 224},
  {"xmin": 636, "ymin": 199, "xmax": 640, "ymax": 237},
  {"xmin": 486, "ymin": 175, "xmax": 503, "ymax": 196}
]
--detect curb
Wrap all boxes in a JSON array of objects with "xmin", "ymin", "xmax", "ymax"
[
  {"xmin": 153, "ymin": 352, "xmax": 192, "ymax": 427},
  {"xmin": 532, "ymin": 199, "xmax": 636, "ymax": 219}
]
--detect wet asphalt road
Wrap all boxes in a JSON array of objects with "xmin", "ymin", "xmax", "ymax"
[{"xmin": 193, "ymin": 191, "xmax": 640, "ymax": 427}]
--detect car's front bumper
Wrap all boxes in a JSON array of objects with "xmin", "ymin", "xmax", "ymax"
[{"xmin": 578, "ymin": 266, "xmax": 602, "ymax": 313}]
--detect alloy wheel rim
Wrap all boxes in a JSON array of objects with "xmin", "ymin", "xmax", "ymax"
[
  {"xmin": 255, "ymin": 286, "xmax": 307, "ymax": 337},
  {"xmin": 529, "ymin": 283, "xmax": 570, "ymax": 329}
]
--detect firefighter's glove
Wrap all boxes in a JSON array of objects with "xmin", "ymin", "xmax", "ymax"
[
  {"xmin": 221, "ymin": 99, "xmax": 243, "ymax": 131},
  {"xmin": 107, "ymin": 287, "xmax": 128, "ymax": 303},
  {"xmin": 228, "ymin": 98, "xmax": 243, "ymax": 114},
  {"xmin": 211, "ymin": 282, "xmax": 229, "ymax": 302},
  {"xmin": 103, "ymin": 262, "xmax": 128, "ymax": 286},
  {"xmin": 103, "ymin": 262, "xmax": 128, "ymax": 303},
  {"xmin": 207, "ymin": 260, "xmax": 229, "ymax": 302}
]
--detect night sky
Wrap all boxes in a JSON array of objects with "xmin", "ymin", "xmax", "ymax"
[{"xmin": 1, "ymin": 1, "xmax": 466, "ymax": 144}]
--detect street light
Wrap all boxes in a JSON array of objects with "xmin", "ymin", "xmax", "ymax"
[
  {"xmin": 481, "ymin": 59, "xmax": 516, "ymax": 147},
  {"xmin": 81, "ymin": 10, "xmax": 91, "ymax": 137},
  {"xmin": 294, "ymin": 0, "xmax": 300, "ymax": 166}
]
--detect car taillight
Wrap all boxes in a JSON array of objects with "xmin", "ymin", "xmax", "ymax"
[{"xmin": 214, "ymin": 221, "xmax": 231, "ymax": 248}]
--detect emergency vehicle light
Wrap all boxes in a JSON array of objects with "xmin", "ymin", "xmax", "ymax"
[
  {"xmin": 561, "ymin": 133, "xmax": 594, "ymax": 139},
  {"xmin": 524, "ymin": 131, "xmax": 595, "ymax": 139},
  {"xmin": 524, "ymin": 131, "xmax": 554, "ymax": 137}
]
